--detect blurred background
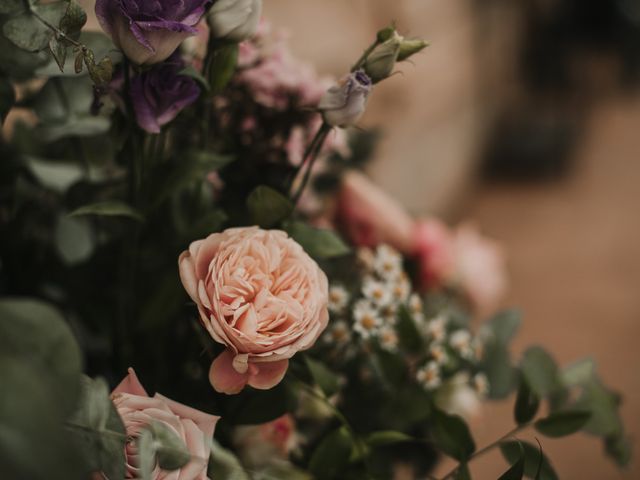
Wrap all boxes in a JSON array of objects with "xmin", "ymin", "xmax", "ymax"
[
  {"xmin": 261, "ymin": 0, "xmax": 640, "ymax": 478},
  {"xmin": 75, "ymin": 0, "xmax": 640, "ymax": 477}
]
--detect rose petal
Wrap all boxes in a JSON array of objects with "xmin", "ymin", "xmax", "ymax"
[
  {"xmin": 248, "ymin": 359, "xmax": 289, "ymax": 390},
  {"xmin": 209, "ymin": 349, "xmax": 249, "ymax": 394},
  {"xmin": 112, "ymin": 367, "xmax": 148, "ymax": 396}
]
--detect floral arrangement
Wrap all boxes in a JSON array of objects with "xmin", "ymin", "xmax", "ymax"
[{"xmin": 0, "ymin": 0, "xmax": 630, "ymax": 479}]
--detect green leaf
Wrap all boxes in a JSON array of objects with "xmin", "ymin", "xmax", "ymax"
[
  {"xmin": 308, "ymin": 426, "xmax": 353, "ymax": 479},
  {"xmin": 431, "ymin": 409, "xmax": 475, "ymax": 461},
  {"xmin": 69, "ymin": 376, "xmax": 126, "ymax": 480},
  {"xmin": 137, "ymin": 428, "xmax": 155, "ymax": 480},
  {"xmin": 480, "ymin": 310, "xmax": 521, "ymax": 399},
  {"xmin": 149, "ymin": 422, "xmax": 191, "ymax": 471},
  {"xmin": 25, "ymin": 155, "xmax": 84, "ymax": 192},
  {"xmin": 572, "ymin": 378, "xmax": 623, "ymax": 437},
  {"xmin": 396, "ymin": 305, "xmax": 424, "ymax": 353},
  {"xmin": 604, "ymin": 434, "xmax": 632, "ymax": 467},
  {"xmin": 366, "ymin": 430, "xmax": 413, "ymax": 447},
  {"xmin": 48, "ymin": 36, "xmax": 67, "ymax": 73},
  {"xmin": 54, "ymin": 214, "xmax": 94, "ymax": 264},
  {"xmin": 285, "ymin": 221, "xmax": 350, "ymax": 259},
  {"xmin": 207, "ymin": 42, "xmax": 238, "ymax": 94},
  {"xmin": 560, "ymin": 358, "xmax": 595, "ymax": 387},
  {"xmin": 498, "ymin": 442, "xmax": 524, "ymax": 480},
  {"xmin": 84, "ymin": 51, "xmax": 113, "ymax": 86},
  {"xmin": 179, "ymin": 65, "xmax": 209, "ymax": 91},
  {"xmin": 486, "ymin": 310, "xmax": 521, "ymax": 344},
  {"xmin": 500, "ymin": 441, "xmax": 558, "ymax": 480},
  {"xmin": 3, "ymin": 2, "xmax": 67, "ymax": 52},
  {"xmin": 534, "ymin": 410, "xmax": 591, "ymax": 438},
  {"xmin": 0, "ymin": 0, "xmax": 25, "ymax": 14},
  {"xmin": 227, "ymin": 381, "xmax": 297, "ymax": 425},
  {"xmin": 208, "ymin": 439, "xmax": 251, "ymax": 480},
  {"xmin": 58, "ymin": 0, "xmax": 86, "ymax": 42},
  {"xmin": 304, "ymin": 356, "xmax": 340, "ymax": 397},
  {"xmin": 36, "ymin": 31, "xmax": 117, "ymax": 77},
  {"xmin": 0, "ymin": 76, "xmax": 15, "ymax": 123},
  {"xmin": 39, "ymin": 115, "xmax": 111, "ymax": 141},
  {"xmin": 70, "ymin": 201, "xmax": 144, "ymax": 221},
  {"xmin": 520, "ymin": 347, "xmax": 561, "ymax": 399},
  {"xmin": 247, "ymin": 185, "xmax": 293, "ymax": 228},
  {"xmin": 514, "ymin": 378, "xmax": 540, "ymax": 425},
  {"xmin": 0, "ymin": 298, "xmax": 82, "ymax": 415}
]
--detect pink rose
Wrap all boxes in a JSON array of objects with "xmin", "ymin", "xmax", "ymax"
[
  {"xmin": 414, "ymin": 218, "xmax": 455, "ymax": 290},
  {"xmin": 336, "ymin": 171, "xmax": 416, "ymax": 254},
  {"xmin": 233, "ymin": 414, "xmax": 298, "ymax": 467},
  {"xmin": 178, "ymin": 227, "xmax": 329, "ymax": 394},
  {"xmin": 111, "ymin": 368, "xmax": 220, "ymax": 480},
  {"xmin": 452, "ymin": 223, "xmax": 507, "ymax": 315}
]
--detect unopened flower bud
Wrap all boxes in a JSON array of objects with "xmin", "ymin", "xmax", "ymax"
[
  {"xmin": 207, "ymin": 0, "xmax": 263, "ymax": 43},
  {"xmin": 397, "ymin": 38, "xmax": 429, "ymax": 62},
  {"xmin": 364, "ymin": 31, "xmax": 403, "ymax": 83},
  {"xmin": 318, "ymin": 70, "xmax": 372, "ymax": 128}
]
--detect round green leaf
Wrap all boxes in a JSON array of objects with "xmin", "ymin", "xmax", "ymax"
[
  {"xmin": 431, "ymin": 409, "xmax": 476, "ymax": 461},
  {"xmin": 534, "ymin": 410, "xmax": 591, "ymax": 438}
]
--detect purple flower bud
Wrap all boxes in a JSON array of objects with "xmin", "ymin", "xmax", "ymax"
[
  {"xmin": 318, "ymin": 70, "xmax": 372, "ymax": 128},
  {"xmin": 130, "ymin": 55, "xmax": 201, "ymax": 133},
  {"xmin": 95, "ymin": 0, "xmax": 211, "ymax": 65}
]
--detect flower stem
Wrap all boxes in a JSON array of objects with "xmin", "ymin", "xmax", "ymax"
[
  {"xmin": 439, "ymin": 422, "xmax": 533, "ymax": 480},
  {"xmin": 290, "ymin": 122, "xmax": 332, "ymax": 206}
]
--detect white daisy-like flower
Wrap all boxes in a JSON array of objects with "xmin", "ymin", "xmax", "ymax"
[
  {"xmin": 378, "ymin": 325, "xmax": 399, "ymax": 352},
  {"xmin": 373, "ymin": 244, "xmax": 403, "ymax": 278},
  {"xmin": 424, "ymin": 315, "xmax": 448, "ymax": 342},
  {"xmin": 390, "ymin": 273, "xmax": 411, "ymax": 303},
  {"xmin": 357, "ymin": 247, "xmax": 376, "ymax": 272},
  {"xmin": 328, "ymin": 285, "xmax": 350, "ymax": 313},
  {"xmin": 323, "ymin": 320, "xmax": 352, "ymax": 345},
  {"xmin": 353, "ymin": 300, "xmax": 382, "ymax": 339},
  {"xmin": 472, "ymin": 373, "xmax": 489, "ymax": 396},
  {"xmin": 408, "ymin": 293, "xmax": 423, "ymax": 314},
  {"xmin": 416, "ymin": 361, "xmax": 441, "ymax": 390},
  {"xmin": 362, "ymin": 277, "xmax": 392, "ymax": 307},
  {"xmin": 450, "ymin": 330, "xmax": 473, "ymax": 359},
  {"xmin": 380, "ymin": 303, "xmax": 398, "ymax": 325},
  {"xmin": 429, "ymin": 343, "xmax": 448, "ymax": 365}
]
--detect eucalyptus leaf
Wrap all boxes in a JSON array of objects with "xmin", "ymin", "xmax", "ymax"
[
  {"xmin": 514, "ymin": 378, "xmax": 540, "ymax": 425},
  {"xmin": 48, "ymin": 36, "xmax": 67, "ymax": 73},
  {"xmin": 498, "ymin": 442, "xmax": 524, "ymax": 480},
  {"xmin": 0, "ymin": 298, "xmax": 82, "ymax": 415},
  {"xmin": 486, "ymin": 310, "xmax": 521, "ymax": 344},
  {"xmin": 500, "ymin": 441, "xmax": 558, "ymax": 480},
  {"xmin": 560, "ymin": 358, "xmax": 595, "ymax": 388},
  {"xmin": 304, "ymin": 355, "xmax": 340, "ymax": 397},
  {"xmin": 366, "ymin": 430, "xmax": 413, "ymax": 447},
  {"xmin": 604, "ymin": 434, "xmax": 632, "ymax": 467},
  {"xmin": 0, "ymin": 0, "xmax": 25, "ymax": 14},
  {"xmin": 247, "ymin": 185, "xmax": 293, "ymax": 228},
  {"xmin": 308, "ymin": 426, "xmax": 353, "ymax": 479},
  {"xmin": 431, "ymin": 409, "xmax": 475, "ymax": 461},
  {"xmin": 3, "ymin": 2, "xmax": 67, "ymax": 52},
  {"xmin": 572, "ymin": 378, "xmax": 623, "ymax": 437},
  {"xmin": 534, "ymin": 410, "xmax": 591, "ymax": 438},
  {"xmin": 137, "ymin": 428, "xmax": 156, "ymax": 480},
  {"xmin": 285, "ymin": 221, "xmax": 350, "ymax": 259},
  {"xmin": 58, "ymin": 0, "xmax": 86, "ymax": 41},
  {"xmin": 38, "ymin": 114, "xmax": 111, "ymax": 141},
  {"xmin": 455, "ymin": 463, "xmax": 472, "ymax": 480},
  {"xmin": 149, "ymin": 422, "xmax": 191, "ymax": 471},
  {"xmin": 25, "ymin": 155, "xmax": 84, "ymax": 192},
  {"xmin": 521, "ymin": 347, "xmax": 561, "ymax": 399},
  {"xmin": 54, "ymin": 214, "xmax": 94, "ymax": 264},
  {"xmin": 70, "ymin": 200, "xmax": 144, "ymax": 221}
]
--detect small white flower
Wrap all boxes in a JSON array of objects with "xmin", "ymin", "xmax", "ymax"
[
  {"xmin": 207, "ymin": 0, "xmax": 263, "ymax": 43},
  {"xmin": 323, "ymin": 320, "xmax": 352, "ymax": 345},
  {"xmin": 473, "ymin": 373, "xmax": 489, "ymax": 396},
  {"xmin": 408, "ymin": 293, "xmax": 423, "ymax": 315},
  {"xmin": 353, "ymin": 300, "xmax": 382, "ymax": 339},
  {"xmin": 373, "ymin": 244, "xmax": 403, "ymax": 279},
  {"xmin": 362, "ymin": 277, "xmax": 392, "ymax": 307},
  {"xmin": 424, "ymin": 315, "xmax": 447, "ymax": 342},
  {"xmin": 356, "ymin": 247, "xmax": 376, "ymax": 272},
  {"xmin": 429, "ymin": 343, "xmax": 448, "ymax": 365},
  {"xmin": 450, "ymin": 330, "xmax": 473, "ymax": 359},
  {"xmin": 379, "ymin": 325, "xmax": 399, "ymax": 352},
  {"xmin": 390, "ymin": 274, "xmax": 411, "ymax": 303},
  {"xmin": 416, "ymin": 361, "xmax": 441, "ymax": 390},
  {"xmin": 328, "ymin": 285, "xmax": 350, "ymax": 313}
]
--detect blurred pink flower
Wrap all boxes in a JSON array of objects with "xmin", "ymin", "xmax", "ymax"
[
  {"xmin": 111, "ymin": 368, "xmax": 219, "ymax": 480},
  {"xmin": 336, "ymin": 170, "xmax": 416, "ymax": 254},
  {"xmin": 414, "ymin": 218, "xmax": 455, "ymax": 290},
  {"xmin": 178, "ymin": 227, "xmax": 329, "ymax": 394},
  {"xmin": 233, "ymin": 414, "xmax": 299, "ymax": 467},
  {"xmin": 452, "ymin": 223, "xmax": 507, "ymax": 315}
]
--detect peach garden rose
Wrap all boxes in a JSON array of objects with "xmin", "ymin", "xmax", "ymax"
[
  {"xmin": 179, "ymin": 226, "xmax": 329, "ymax": 394},
  {"xmin": 111, "ymin": 368, "xmax": 220, "ymax": 479}
]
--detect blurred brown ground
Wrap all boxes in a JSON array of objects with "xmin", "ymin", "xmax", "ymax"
[{"xmin": 434, "ymin": 92, "xmax": 640, "ymax": 479}]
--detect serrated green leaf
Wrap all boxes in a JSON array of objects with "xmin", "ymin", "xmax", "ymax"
[
  {"xmin": 514, "ymin": 378, "xmax": 540, "ymax": 425},
  {"xmin": 366, "ymin": 430, "xmax": 413, "ymax": 447},
  {"xmin": 149, "ymin": 422, "xmax": 191, "ymax": 471},
  {"xmin": 247, "ymin": 185, "xmax": 293, "ymax": 228},
  {"xmin": 308, "ymin": 426, "xmax": 353, "ymax": 479},
  {"xmin": 285, "ymin": 221, "xmax": 350, "ymax": 259},
  {"xmin": 498, "ymin": 442, "xmax": 524, "ymax": 480},
  {"xmin": 207, "ymin": 42, "xmax": 238, "ymax": 94},
  {"xmin": 500, "ymin": 441, "xmax": 558, "ymax": 480},
  {"xmin": 304, "ymin": 356, "xmax": 340, "ymax": 397},
  {"xmin": 534, "ymin": 410, "xmax": 591, "ymax": 438},
  {"xmin": 431, "ymin": 409, "xmax": 475, "ymax": 461},
  {"xmin": 521, "ymin": 347, "xmax": 561, "ymax": 399},
  {"xmin": 70, "ymin": 201, "xmax": 144, "ymax": 221}
]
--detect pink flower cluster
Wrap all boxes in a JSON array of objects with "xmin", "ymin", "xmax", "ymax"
[{"xmin": 336, "ymin": 170, "xmax": 507, "ymax": 315}]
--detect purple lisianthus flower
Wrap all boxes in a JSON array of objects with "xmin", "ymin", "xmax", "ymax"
[
  {"xmin": 130, "ymin": 56, "xmax": 201, "ymax": 133},
  {"xmin": 96, "ymin": 0, "xmax": 210, "ymax": 65}
]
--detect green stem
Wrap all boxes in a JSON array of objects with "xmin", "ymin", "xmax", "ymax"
[
  {"xmin": 290, "ymin": 122, "xmax": 332, "ymax": 206},
  {"xmin": 351, "ymin": 39, "xmax": 380, "ymax": 72},
  {"xmin": 29, "ymin": 8, "xmax": 85, "ymax": 50},
  {"xmin": 439, "ymin": 422, "xmax": 532, "ymax": 480}
]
